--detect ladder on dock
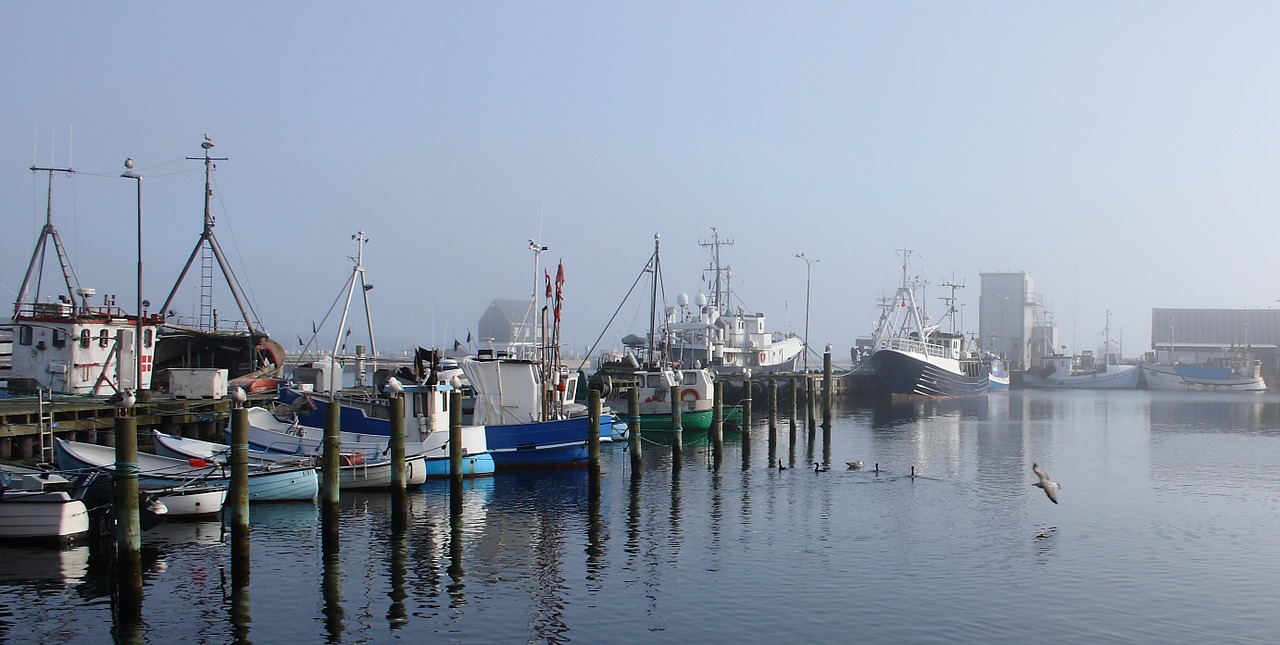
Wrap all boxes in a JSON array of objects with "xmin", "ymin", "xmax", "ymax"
[{"xmin": 37, "ymin": 387, "xmax": 55, "ymax": 464}]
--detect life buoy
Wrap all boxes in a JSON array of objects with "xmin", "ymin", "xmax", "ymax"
[
  {"xmin": 680, "ymin": 388, "xmax": 700, "ymax": 402},
  {"xmin": 758, "ymin": 352, "xmax": 767, "ymax": 363}
]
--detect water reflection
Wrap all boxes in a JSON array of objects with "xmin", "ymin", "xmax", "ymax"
[{"xmin": 1149, "ymin": 392, "xmax": 1279, "ymax": 435}]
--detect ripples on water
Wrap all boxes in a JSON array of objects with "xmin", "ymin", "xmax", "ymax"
[{"xmin": 5, "ymin": 390, "xmax": 1280, "ymax": 643}]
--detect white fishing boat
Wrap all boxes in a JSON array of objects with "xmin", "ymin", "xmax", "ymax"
[
  {"xmin": 1023, "ymin": 312, "xmax": 1139, "ymax": 389},
  {"xmin": 657, "ymin": 228, "xmax": 803, "ymax": 375},
  {"xmin": 8, "ymin": 165, "xmax": 159, "ymax": 395},
  {"xmin": 1141, "ymin": 356, "xmax": 1266, "ymax": 392},
  {"xmin": 869, "ymin": 251, "xmax": 988, "ymax": 398}
]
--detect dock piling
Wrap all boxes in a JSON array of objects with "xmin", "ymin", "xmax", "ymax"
[
  {"xmin": 113, "ymin": 413, "xmax": 143, "ymax": 623},
  {"xmin": 627, "ymin": 387, "xmax": 642, "ymax": 470},
  {"xmin": 389, "ymin": 393, "xmax": 407, "ymax": 533},
  {"xmin": 229, "ymin": 404, "xmax": 251, "ymax": 586}
]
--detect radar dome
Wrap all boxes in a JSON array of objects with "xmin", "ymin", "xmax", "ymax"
[
  {"xmin": 696, "ymin": 293, "xmax": 708, "ymax": 307},
  {"xmin": 677, "ymin": 292, "xmax": 689, "ymax": 307}
]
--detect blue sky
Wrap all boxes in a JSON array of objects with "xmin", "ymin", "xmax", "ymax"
[{"xmin": 4, "ymin": 2, "xmax": 1279, "ymax": 361}]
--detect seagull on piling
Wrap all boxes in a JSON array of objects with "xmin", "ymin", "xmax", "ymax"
[
  {"xmin": 107, "ymin": 388, "xmax": 135, "ymax": 417},
  {"xmin": 385, "ymin": 376, "xmax": 404, "ymax": 396},
  {"xmin": 229, "ymin": 386, "xmax": 247, "ymax": 407},
  {"xmin": 847, "ymin": 460, "xmax": 864, "ymax": 470},
  {"xmin": 1032, "ymin": 463, "xmax": 1060, "ymax": 504}
]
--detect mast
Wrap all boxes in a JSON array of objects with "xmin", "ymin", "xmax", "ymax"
[
  {"xmin": 159, "ymin": 135, "xmax": 263, "ymax": 336},
  {"xmin": 647, "ymin": 233, "xmax": 660, "ymax": 368},
  {"xmin": 330, "ymin": 232, "xmax": 375, "ymax": 392},
  {"xmin": 15, "ymin": 164, "xmax": 82, "ymax": 317},
  {"xmin": 698, "ymin": 227, "xmax": 734, "ymax": 314}
]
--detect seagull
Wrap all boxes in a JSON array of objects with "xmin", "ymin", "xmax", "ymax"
[
  {"xmin": 106, "ymin": 388, "xmax": 136, "ymax": 416},
  {"xmin": 229, "ymin": 386, "xmax": 247, "ymax": 406},
  {"xmin": 1032, "ymin": 463, "xmax": 1060, "ymax": 504},
  {"xmin": 847, "ymin": 460, "xmax": 864, "ymax": 470},
  {"xmin": 385, "ymin": 376, "xmax": 404, "ymax": 396}
]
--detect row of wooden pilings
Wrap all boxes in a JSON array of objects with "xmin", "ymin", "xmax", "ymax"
[{"xmin": 108, "ymin": 350, "xmax": 836, "ymax": 629}]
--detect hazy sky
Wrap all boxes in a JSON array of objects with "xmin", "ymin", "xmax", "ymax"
[{"xmin": 4, "ymin": 2, "xmax": 1279, "ymax": 362}]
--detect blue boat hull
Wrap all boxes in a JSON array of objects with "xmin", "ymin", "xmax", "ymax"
[
  {"xmin": 422, "ymin": 453, "xmax": 496, "ymax": 478},
  {"xmin": 871, "ymin": 350, "xmax": 989, "ymax": 398},
  {"xmin": 485, "ymin": 417, "xmax": 591, "ymax": 468}
]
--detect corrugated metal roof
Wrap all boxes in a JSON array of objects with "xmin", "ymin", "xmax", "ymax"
[{"xmin": 1151, "ymin": 308, "xmax": 1280, "ymax": 346}]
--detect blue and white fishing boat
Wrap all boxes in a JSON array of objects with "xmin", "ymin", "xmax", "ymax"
[
  {"xmin": 463, "ymin": 352, "xmax": 592, "ymax": 468},
  {"xmin": 1141, "ymin": 355, "xmax": 1266, "ymax": 392},
  {"xmin": 53, "ymin": 438, "xmax": 318, "ymax": 502},
  {"xmin": 986, "ymin": 356, "xmax": 1010, "ymax": 391},
  {"xmin": 271, "ymin": 379, "xmax": 496, "ymax": 478},
  {"xmin": 869, "ymin": 252, "xmax": 989, "ymax": 398}
]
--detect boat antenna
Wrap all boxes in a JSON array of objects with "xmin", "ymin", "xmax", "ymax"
[{"xmin": 648, "ymin": 233, "xmax": 661, "ymax": 369}]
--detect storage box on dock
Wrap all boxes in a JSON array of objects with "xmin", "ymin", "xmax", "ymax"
[{"xmin": 170, "ymin": 368, "xmax": 229, "ymax": 399}]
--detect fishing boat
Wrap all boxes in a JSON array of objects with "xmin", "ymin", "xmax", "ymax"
[
  {"xmin": 8, "ymin": 165, "xmax": 160, "ymax": 395},
  {"xmin": 657, "ymin": 228, "xmax": 804, "ymax": 375},
  {"xmin": 1141, "ymin": 355, "xmax": 1266, "ymax": 392},
  {"xmin": 1022, "ymin": 312, "xmax": 1139, "ymax": 389},
  {"xmin": 53, "ymin": 438, "xmax": 319, "ymax": 501},
  {"xmin": 463, "ymin": 352, "xmax": 592, "ymax": 468},
  {"xmin": 869, "ymin": 251, "xmax": 989, "ymax": 398}
]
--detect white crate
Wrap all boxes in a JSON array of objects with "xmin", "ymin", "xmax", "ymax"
[{"xmin": 170, "ymin": 368, "xmax": 229, "ymax": 399}]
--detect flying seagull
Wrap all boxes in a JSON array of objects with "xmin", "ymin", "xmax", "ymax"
[{"xmin": 1032, "ymin": 463, "xmax": 1060, "ymax": 504}]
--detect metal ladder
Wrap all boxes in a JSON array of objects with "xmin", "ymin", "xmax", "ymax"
[{"xmin": 37, "ymin": 387, "xmax": 55, "ymax": 465}]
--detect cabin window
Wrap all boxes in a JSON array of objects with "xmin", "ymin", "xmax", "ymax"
[
  {"xmin": 80, "ymin": 329, "xmax": 91, "ymax": 348},
  {"xmin": 441, "ymin": 393, "xmax": 449, "ymax": 412},
  {"xmin": 682, "ymin": 372, "xmax": 697, "ymax": 386},
  {"xmin": 19, "ymin": 326, "xmax": 33, "ymax": 346},
  {"xmin": 143, "ymin": 328, "xmax": 153, "ymax": 348},
  {"xmin": 52, "ymin": 329, "xmax": 67, "ymax": 348},
  {"xmin": 99, "ymin": 329, "xmax": 110, "ymax": 348}
]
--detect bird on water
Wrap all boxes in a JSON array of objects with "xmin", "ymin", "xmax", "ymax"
[
  {"xmin": 1032, "ymin": 463, "xmax": 1060, "ymax": 504},
  {"xmin": 813, "ymin": 462, "xmax": 829, "ymax": 473},
  {"xmin": 847, "ymin": 460, "xmax": 864, "ymax": 470},
  {"xmin": 777, "ymin": 459, "xmax": 787, "ymax": 471}
]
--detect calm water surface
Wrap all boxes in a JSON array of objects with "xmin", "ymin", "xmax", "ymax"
[{"xmin": 4, "ymin": 389, "xmax": 1280, "ymax": 644}]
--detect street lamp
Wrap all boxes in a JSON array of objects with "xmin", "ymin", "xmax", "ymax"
[
  {"xmin": 796, "ymin": 253, "xmax": 818, "ymax": 373},
  {"xmin": 122, "ymin": 158, "xmax": 143, "ymax": 394}
]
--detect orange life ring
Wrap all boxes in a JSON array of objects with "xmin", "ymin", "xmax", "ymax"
[
  {"xmin": 680, "ymin": 388, "xmax": 700, "ymax": 402},
  {"xmin": 758, "ymin": 352, "xmax": 767, "ymax": 363}
]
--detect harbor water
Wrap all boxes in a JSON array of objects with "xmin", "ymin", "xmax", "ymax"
[{"xmin": 4, "ymin": 389, "xmax": 1280, "ymax": 643}]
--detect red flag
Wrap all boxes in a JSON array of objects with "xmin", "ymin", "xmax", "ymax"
[
  {"xmin": 544, "ymin": 270, "xmax": 552, "ymax": 300},
  {"xmin": 554, "ymin": 261, "xmax": 564, "ymax": 300}
]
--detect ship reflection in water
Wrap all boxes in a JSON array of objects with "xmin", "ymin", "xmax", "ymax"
[{"xmin": 5, "ymin": 390, "xmax": 1280, "ymax": 642}]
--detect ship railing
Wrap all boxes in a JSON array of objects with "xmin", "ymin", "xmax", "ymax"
[{"xmin": 882, "ymin": 336, "xmax": 953, "ymax": 360}]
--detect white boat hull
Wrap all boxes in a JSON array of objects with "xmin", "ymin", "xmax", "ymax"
[
  {"xmin": 1022, "ymin": 364, "xmax": 1140, "ymax": 389},
  {"xmin": 1142, "ymin": 363, "xmax": 1267, "ymax": 392},
  {"xmin": 0, "ymin": 491, "xmax": 91, "ymax": 543}
]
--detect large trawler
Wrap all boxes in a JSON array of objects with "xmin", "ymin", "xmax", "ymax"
[{"xmin": 868, "ymin": 250, "xmax": 988, "ymax": 398}]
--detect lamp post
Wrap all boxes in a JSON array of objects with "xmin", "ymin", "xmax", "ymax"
[
  {"xmin": 795, "ymin": 253, "xmax": 818, "ymax": 373},
  {"xmin": 122, "ymin": 159, "xmax": 143, "ymax": 392}
]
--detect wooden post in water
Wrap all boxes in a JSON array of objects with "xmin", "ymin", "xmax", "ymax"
[
  {"xmin": 628, "ymin": 387, "xmax": 642, "ymax": 470},
  {"xmin": 767, "ymin": 378, "xmax": 777, "ymax": 433},
  {"xmin": 766, "ymin": 380, "xmax": 777, "ymax": 462},
  {"xmin": 669, "ymin": 385, "xmax": 682, "ymax": 463},
  {"xmin": 449, "ymin": 391, "xmax": 463, "ymax": 482},
  {"xmin": 113, "ymin": 413, "xmax": 143, "ymax": 622},
  {"xmin": 789, "ymin": 375, "xmax": 798, "ymax": 430},
  {"xmin": 822, "ymin": 346, "xmax": 833, "ymax": 428},
  {"xmin": 711, "ymin": 380, "xmax": 723, "ymax": 468},
  {"xmin": 321, "ymin": 399, "xmax": 341, "ymax": 547},
  {"xmin": 807, "ymin": 376, "xmax": 817, "ymax": 430},
  {"xmin": 742, "ymin": 377, "xmax": 753, "ymax": 429},
  {"xmin": 229, "ymin": 404, "xmax": 251, "ymax": 587},
  {"xmin": 389, "ymin": 393, "xmax": 407, "ymax": 533},
  {"xmin": 588, "ymin": 390, "xmax": 602, "ymax": 471}
]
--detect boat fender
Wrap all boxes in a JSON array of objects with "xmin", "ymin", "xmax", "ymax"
[{"xmin": 680, "ymin": 388, "xmax": 700, "ymax": 402}]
